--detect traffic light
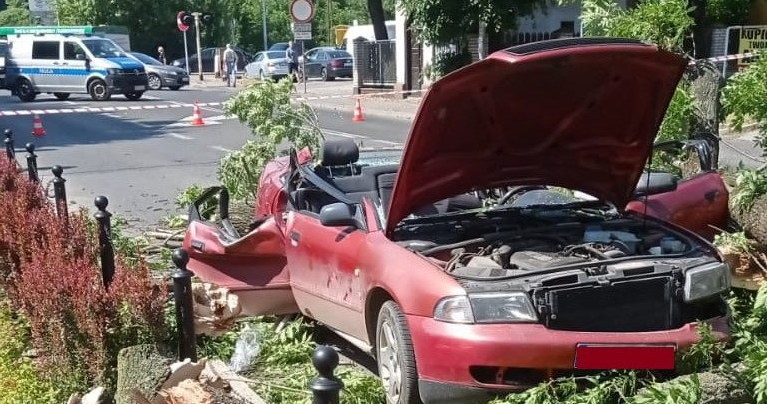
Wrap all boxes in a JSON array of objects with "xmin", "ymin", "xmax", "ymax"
[
  {"xmin": 201, "ymin": 13, "xmax": 214, "ymax": 25},
  {"xmin": 180, "ymin": 11, "xmax": 194, "ymax": 28}
]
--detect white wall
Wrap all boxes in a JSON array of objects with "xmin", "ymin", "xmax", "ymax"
[{"xmin": 516, "ymin": 0, "xmax": 627, "ymax": 34}]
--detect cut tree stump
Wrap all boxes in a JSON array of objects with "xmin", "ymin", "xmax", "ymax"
[{"xmin": 116, "ymin": 344, "xmax": 174, "ymax": 404}]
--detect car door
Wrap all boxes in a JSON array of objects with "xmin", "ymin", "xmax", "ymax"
[
  {"xmin": 202, "ymin": 48, "xmax": 215, "ymax": 72},
  {"xmin": 303, "ymin": 49, "xmax": 319, "ymax": 78},
  {"xmin": 30, "ymin": 40, "xmax": 60, "ymax": 91},
  {"xmin": 626, "ymin": 140, "xmax": 728, "ymax": 240},
  {"xmin": 61, "ymin": 41, "xmax": 88, "ymax": 92},
  {"xmin": 250, "ymin": 53, "xmax": 264, "ymax": 76}
]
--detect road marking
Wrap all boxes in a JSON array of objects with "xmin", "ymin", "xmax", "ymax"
[
  {"xmin": 210, "ymin": 145, "xmax": 234, "ymax": 153},
  {"xmin": 0, "ymin": 101, "xmax": 222, "ymax": 116},
  {"xmin": 168, "ymin": 133, "xmax": 194, "ymax": 140},
  {"xmin": 102, "ymin": 113, "xmax": 121, "ymax": 119},
  {"xmin": 322, "ymin": 128, "xmax": 403, "ymax": 146}
]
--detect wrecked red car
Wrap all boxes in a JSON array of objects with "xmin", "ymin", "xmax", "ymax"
[{"xmin": 183, "ymin": 38, "xmax": 731, "ymax": 404}]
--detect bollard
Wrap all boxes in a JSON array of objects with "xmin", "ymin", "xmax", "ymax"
[
  {"xmin": 25, "ymin": 143, "xmax": 39, "ymax": 183},
  {"xmin": 51, "ymin": 165, "xmax": 68, "ymax": 221},
  {"xmin": 218, "ymin": 187, "xmax": 230, "ymax": 220},
  {"xmin": 4, "ymin": 129, "xmax": 15, "ymax": 161},
  {"xmin": 309, "ymin": 345, "xmax": 344, "ymax": 404},
  {"xmin": 94, "ymin": 196, "xmax": 116, "ymax": 287},
  {"xmin": 171, "ymin": 248, "xmax": 197, "ymax": 362}
]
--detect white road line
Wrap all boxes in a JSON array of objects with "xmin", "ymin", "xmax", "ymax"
[
  {"xmin": 100, "ymin": 106, "xmax": 116, "ymax": 112},
  {"xmin": 168, "ymin": 133, "xmax": 194, "ymax": 140},
  {"xmin": 210, "ymin": 145, "xmax": 234, "ymax": 153},
  {"xmin": 31, "ymin": 109, "xmax": 45, "ymax": 114},
  {"xmin": 322, "ymin": 128, "xmax": 403, "ymax": 146},
  {"xmin": 102, "ymin": 113, "xmax": 121, "ymax": 119}
]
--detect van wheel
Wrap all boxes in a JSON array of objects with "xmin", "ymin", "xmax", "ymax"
[
  {"xmin": 125, "ymin": 91, "xmax": 144, "ymax": 101},
  {"xmin": 17, "ymin": 78, "xmax": 36, "ymax": 102},
  {"xmin": 147, "ymin": 74, "xmax": 162, "ymax": 90},
  {"xmin": 53, "ymin": 92, "xmax": 70, "ymax": 101},
  {"xmin": 88, "ymin": 79, "xmax": 111, "ymax": 101}
]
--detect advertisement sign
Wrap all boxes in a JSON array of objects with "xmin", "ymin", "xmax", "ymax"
[{"xmin": 738, "ymin": 25, "xmax": 767, "ymax": 66}]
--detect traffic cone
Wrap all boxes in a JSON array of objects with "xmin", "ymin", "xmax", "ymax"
[
  {"xmin": 32, "ymin": 114, "xmax": 46, "ymax": 137},
  {"xmin": 352, "ymin": 97, "xmax": 365, "ymax": 122},
  {"xmin": 191, "ymin": 102, "xmax": 205, "ymax": 126}
]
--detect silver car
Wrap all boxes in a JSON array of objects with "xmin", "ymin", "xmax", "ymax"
[
  {"xmin": 128, "ymin": 52, "xmax": 190, "ymax": 90},
  {"xmin": 244, "ymin": 51, "xmax": 290, "ymax": 80}
]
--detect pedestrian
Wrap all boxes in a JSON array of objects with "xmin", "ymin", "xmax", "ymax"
[
  {"xmin": 223, "ymin": 44, "xmax": 238, "ymax": 87},
  {"xmin": 286, "ymin": 40, "xmax": 299, "ymax": 83},
  {"xmin": 157, "ymin": 46, "xmax": 167, "ymax": 65}
]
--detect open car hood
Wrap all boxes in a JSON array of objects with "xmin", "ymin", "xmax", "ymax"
[{"xmin": 386, "ymin": 38, "xmax": 687, "ymax": 235}]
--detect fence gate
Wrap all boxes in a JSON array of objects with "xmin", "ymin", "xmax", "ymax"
[{"xmin": 354, "ymin": 39, "xmax": 396, "ymax": 87}]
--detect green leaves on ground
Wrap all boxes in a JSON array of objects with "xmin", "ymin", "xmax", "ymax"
[{"xmin": 221, "ymin": 78, "xmax": 323, "ymax": 201}]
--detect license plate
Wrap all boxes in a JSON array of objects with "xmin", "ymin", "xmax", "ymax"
[
  {"xmin": 574, "ymin": 344, "xmax": 676, "ymax": 370},
  {"xmin": 182, "ymin": 77, "xmax": 189, "ymax": 82},
  {"xmin": 344, "ymin": 62, "xmax": 352, "ymax": 66},
  {"xmin": 134, "ymin": 85, "xmax": 145, "ymax": 91}
]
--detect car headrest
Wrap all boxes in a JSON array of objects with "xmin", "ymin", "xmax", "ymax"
[{"xmin": 320, "ymin": 139, "xmax": 359, "ymax": 166}]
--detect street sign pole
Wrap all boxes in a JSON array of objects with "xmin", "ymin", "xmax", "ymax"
[
  {"xmin": 290, "ymin": 0, "xmax": 315, "ymax": 94},
  {"xmin": 194, "ymin": 12, "xmax": 204, "ymax": 81},
  {"xmin": 303, "ymin": 40, "xmax": 307, "ymax": 93},
  {"xmin": 262, "ymin": 0, "xmax": 269, "ymax": 51},
  {"xmin": 183, "ymin": 31, "xmax": 190, "ymax": 74}
]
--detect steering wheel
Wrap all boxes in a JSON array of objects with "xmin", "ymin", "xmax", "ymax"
[{"xmin": 497, "ymin": 185, "xmax": 547, "ymax": 206}]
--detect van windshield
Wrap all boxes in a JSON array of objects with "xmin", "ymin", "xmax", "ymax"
[{"xmin": 82, "ymin": 39, "xmax": 126, "ymax": 58}]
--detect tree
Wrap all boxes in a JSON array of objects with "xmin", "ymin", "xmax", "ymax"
[
  {"xmin": 367, "ymin": 0, "xmax": 388, "ymax": 39},
  {"xmin": 397, "ymin": 0, "xmax": 544, "ymax": 45},
  {"xmin": 0, "ymin": 0, "xmax": 31, "ymax": 26}
]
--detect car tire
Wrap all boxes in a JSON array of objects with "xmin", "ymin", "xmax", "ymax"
[
  {"xmin": 168, "ymin": 86, "xmax": 181, "ymax": 91},
  {"xmin": 124, "ymin": 91, "xmax": 144, "ymax": 101},
  {"xmin": 53, "ymin": 92, "xmax": 70, "ymax": 101},
  {"xmin": 321, "ymin": 67, "xmax": 332, "ymax": 81},
  {"xmin": 376, "ymin": 301, "xmax": 420, "ymax": 404},
  {"xmin": 259, "ymin": 69, "xmax": 267, "ymax": 81},
  {"xmin": 16, "ymin": 78, "xmax": 36, "ymax": 102},
  {"xmin": 88, "ymin": 79, "xmax": 111, "ymax": 101},
  {"xmin": 147, "ymin": 73, "xmax": 162, "ymax": 90}
]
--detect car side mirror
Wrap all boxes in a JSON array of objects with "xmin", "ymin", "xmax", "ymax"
[
  {"xmin": 634, "ymin": 172, "xmax": 678, "ymax": 197},
  {"xmin": 75, "ymin": 53, "xmax": 86, "ymax": 61},
  {"xmin": 319, "ymin": 202, "xmax": 363, "ymax": 229}
]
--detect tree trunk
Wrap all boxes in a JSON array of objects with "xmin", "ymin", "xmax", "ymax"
[
  {"xmin": 688, "ymin": 0, "xmax": 709, "ymax": 58},
  {"xmin": 367, "ymin": 0, "xmax": 389, "ymax": 40}
]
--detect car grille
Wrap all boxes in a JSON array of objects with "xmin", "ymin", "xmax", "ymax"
[{"xmin": 539, "ymin": 276, "xmax": 679, "ymax": 332}]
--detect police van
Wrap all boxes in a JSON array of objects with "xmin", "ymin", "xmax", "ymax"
[{"xmin": 5, "ymin": 33, "xmax": 147, "ymax": 102}]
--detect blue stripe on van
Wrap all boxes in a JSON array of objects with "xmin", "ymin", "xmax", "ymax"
[{"xmin": 7, "ymin": 67, "xmax": 107, "ymax": 76}]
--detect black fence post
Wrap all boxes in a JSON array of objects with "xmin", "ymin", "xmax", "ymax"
[
  {"xmin": 309, "ymin": 345, "xmax": 344, "ymax": 404},
  {"xmin": 4, "ymin": 129, "xmax": 15, "ymax": 161},
  {"xmin": 51, "ymin": 165, "xmax": 68, "ymax": 221},
  {"xmin": 94, "ymin": 196, "xmax": 116, "ymax": 288},
  {"xmin": 25, "ymin": 143, "xmax": 39, "ymax": 183},
  {"xmin": 171, "ymin": 248, "xmax": 197, "ymax": 362}
]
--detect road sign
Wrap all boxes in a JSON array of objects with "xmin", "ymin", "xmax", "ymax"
[
  {"xmin": 177, "ymin": 11, "xmax": 190, "ymax": 32},
  {"xmin": 294, "ymin": 31, "xmax": 312, "ymax": 40},
  {"xmin": 292, "ymin": 22, "xmax": 312, "ymax": 32},
  {"xmin": 290, "ymin": 0, "xmax": 315, "ymax": 23}
]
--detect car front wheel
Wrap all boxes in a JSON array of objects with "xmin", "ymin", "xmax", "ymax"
[
  {"xmin": 88, "ymin": 79, "xmax": 111, "ymax": 101},
  {"xmin": 376, "ymin": 301, "xmax": 420, "ymax": 404},
  {"xmin": 17, "ymin": 78, "xmax": 36, "ymax": 102},
  {"xmin": 147, "ymin": 73, "xmax": 162, "ymax": 90}
]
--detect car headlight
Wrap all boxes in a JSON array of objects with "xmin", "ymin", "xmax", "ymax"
[
  {"xmin": 106, "ymin": 68, "xmax": 123, "ymax": 75},
  {"xmin": 434, "ymin": 292, "xmax": 538, "ymax": 324},
  {"xmin": 684, "ymin": 262, "xmax": 730, "ymax": 302}
]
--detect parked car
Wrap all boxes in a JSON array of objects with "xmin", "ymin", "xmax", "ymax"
[
  {"xmin": 127, "ymin": 52, "xmax": 189, "ymax": 90},
  {"xmin": 183, "ymin": 39, "xmax": 731, "ymax": 404},
  {"xmin": 268, "ymin": 42, "xmax": 289, "ymax": 52},
  {"xmin": 244, "ymin": 51, "xmax": 290, "ymax": 80},
  {"xmin": 300, "ymin": 46, "xmax": 353, "ymax": 81},
  {"xmin": 171, "ymin": 46, "xmax": 251, "ymax": 73},
  {"xmin": 0, "ymin": 39, "xmax": 7, "ymax": 89}
]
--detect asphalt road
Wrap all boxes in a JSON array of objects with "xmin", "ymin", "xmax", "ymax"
[{"xmin": 0, "ymin": 86, "xmax": 412, "ymax": 230}]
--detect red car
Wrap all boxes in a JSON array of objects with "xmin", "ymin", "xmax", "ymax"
[{"xmin": 183, "ymin": 39, "xmax": 731, "ymax": 404}]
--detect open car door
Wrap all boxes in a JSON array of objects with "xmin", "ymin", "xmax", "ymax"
[
  {"xmin": 182, "ymin": 186, "xmax": 297, "ymax": 316},
  {"xmin": 627, "ymin": 139, "xmax": 728, "ymax": 240}
]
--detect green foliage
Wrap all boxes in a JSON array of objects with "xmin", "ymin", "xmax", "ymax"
[
  {"xmin": 714, "ymin": 231, "xmax": 753, "ymax": 254},
  {"xmin": 706, "ymin": 0, "xmax": 752, "ymax": 26},
  {"xmin": 429, "ymin": 48, "xmax": 472, "ymax": 80},
  {"xmin": 398, "ymin": 0, "xmax": 545, "ymax": 45},
  {"xmin": 678, "ymin": 322, "xmax": 727, "ymax": 374},
  {"xmin": 221, "ymin": 78, "xmax": 323, "ymax": 201},
  {"xmin": 732, "ymin": 169, "xmax": 767, "ymax": 213},
  {"xmin": 629, "ymin": 374, "xmax": 701, "ymax": 404},
  {"xmin": 0, "ymin": 302, "xmax": 60, "ymax": 404},
  {"xmin": 727, "ymin": 285, "xmax": 767, "ymax": 404},
  {"xmin": 0, "ymin": 6, "xmax": 31, "ymax": 26},
  {"xmin": 581, "ymin": 0, "xmax": 694, "ymax": 52},
  {"xmin": 722, "ymin": 52, "xmax": 767, "ymax": 159},
  {"xmin": 491, "ymin": 371, "xmax": 644, "ymax": 404},
  {"xmin": 658, "ymin": 86, "xmax": 695, "ymax": 144}
]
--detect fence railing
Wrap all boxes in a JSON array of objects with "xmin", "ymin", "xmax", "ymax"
[{"xmin": 354, "ymin": 38, "xmax": 397, "ymax": 87}]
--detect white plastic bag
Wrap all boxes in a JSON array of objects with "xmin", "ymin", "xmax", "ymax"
[{"xmin": 229, "ymin": 324, "xmax": 261, "ymax": 373}]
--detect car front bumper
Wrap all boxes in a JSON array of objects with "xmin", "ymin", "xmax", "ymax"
[
  {"xmin": 161, "ymin": 73, "xmax": 190, "ymax": 87},
  {"xmin": 106, "ymin": 73, "xmax": 149, "ymax": 93},
  {"xmin": 407, "ymin": 314, "xmax": 729, "ymax": 404}
]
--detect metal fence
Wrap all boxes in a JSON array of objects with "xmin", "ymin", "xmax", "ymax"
[{"xmin": 354, "ymin": 39, "xmax": 397, "ymax": 87}]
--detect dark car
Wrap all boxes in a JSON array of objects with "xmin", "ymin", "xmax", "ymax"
[
  {"xmin": 171, "ymin": 46, "xmax": 251, "ymax": 73},
  {"xmin": 128, "ymin": 52, "xmax": 189, "ymax": 90},
  {"xmin": 300, "ymin": 47, "xmax": 353, "ymax": 81},
  {"xmin": 183, "ymin": 39, "xmax": 731, "ymax": 404},
  {"xmin": 0, "ymin": 40, "xmax": 7, "ymax": 89}
]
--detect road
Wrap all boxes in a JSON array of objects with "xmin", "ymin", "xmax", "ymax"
[{"xmin": 0, "ymin": 85, "xmax": 412, "ymax": 231}]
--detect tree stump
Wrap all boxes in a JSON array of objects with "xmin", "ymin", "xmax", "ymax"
[
  {"xmin": 115, "ymin": 344, "xmax": 174, "ymax": 404},
  {"xmin": 730, "ymin": 193, "xmax": 767, "ymax": 248},
  {"xmin": 228, "ymin": 199, "xmax": 256, "ymax": 236}
]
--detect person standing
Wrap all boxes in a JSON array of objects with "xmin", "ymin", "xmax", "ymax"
[
  {"xmin": 223, "ymin": 44, "xmax": 238, "ymax": 87},
  {"xmin": 157, "ymin": 46, "xmax": 167, "ymax": 65},
  {"xmin": 286, "ymin": 40, "xmax": 299, "ymax": 82}
]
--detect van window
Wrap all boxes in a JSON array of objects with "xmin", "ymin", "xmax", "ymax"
[
  {"xmin": 63, "ymin": 42, "xmax": 86, "ymax": 60},
  {"xmin": 32, "ymin": 41, "xmax": 60, "ymax": 60}
]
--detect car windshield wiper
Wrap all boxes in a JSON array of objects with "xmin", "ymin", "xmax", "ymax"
[{"xmin": 489, "ymin": 200, "xmax": 614, "ymax": 213}]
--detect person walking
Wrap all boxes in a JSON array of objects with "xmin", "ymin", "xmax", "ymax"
[
  {"xmin": 223, "ymin": 44, "xmax": 238, "ymax": 87},
  {"xmin": 157, "ymin": 46, "xmax": 167, "ymax": 65},
  {"xmin": 286, "ymin": 41, "xmax": 300, "ymax": 83}
]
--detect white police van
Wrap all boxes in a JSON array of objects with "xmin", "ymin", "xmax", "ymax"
[{"xmin": 5, "ymin": 33, "xmax": 148, "ymax": 102}]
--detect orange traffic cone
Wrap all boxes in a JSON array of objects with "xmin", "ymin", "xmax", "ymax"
[
  {"xmin": 352, "ymin": 97, "xmax": 365, "ymax": 122},
  {"xmin": 32, "ymin": 114, "xmax": 46, "ymax": 137},
  {"xmin": 191, "ymin": 102, "xmax": 205, "ymax": 126}
]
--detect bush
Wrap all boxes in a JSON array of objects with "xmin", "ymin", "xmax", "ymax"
[
  {"xmin": 430, "ymin": 48, "xmax": 472, "ymax": 80},
  {"xmin": 707, "ymin": 0, "xmax": 752, "ymax": 25}
]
